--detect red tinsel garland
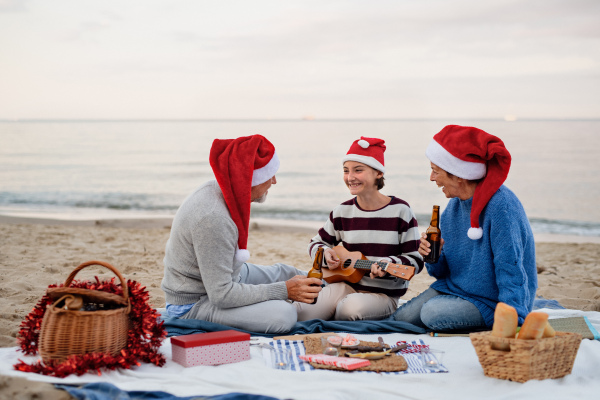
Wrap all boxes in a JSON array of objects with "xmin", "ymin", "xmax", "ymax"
[{"xmin": 14, "ymin": 277, "xmax": 167, "ymax": 377}]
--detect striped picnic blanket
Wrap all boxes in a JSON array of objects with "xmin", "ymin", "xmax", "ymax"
[{"xmin": 266, "ymin": 339, "xmax": 448, "ymax": 374}]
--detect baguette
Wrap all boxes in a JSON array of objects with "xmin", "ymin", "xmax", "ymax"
[
  {"xmin": 518, "ymin": 312, "xmax": 549, "ymax": 340},
  {"xmin": 542, "ymin": 321, "xmax": 556, "ymax": 338},
  {"xmin": 491, "ymin": 302, "xmax": 518, "ymax": 350}
]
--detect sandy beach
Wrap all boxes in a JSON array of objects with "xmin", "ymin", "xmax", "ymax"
[{"xmin": 0, "ymin": 216, "xmax": 599, "ymax": 398}]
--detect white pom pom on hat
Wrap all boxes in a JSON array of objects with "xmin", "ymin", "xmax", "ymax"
[
  {"xmin": 467, "ymin": 227, "xmax": 483, "ymax": 240},
  {"xmin": 342, "ymin": 136, "xmax": 386, "ymax": 173},
  {"xmin": 357, "ymin": 139, "xmax": 370, "ymax": 149},
  {"xmin": 235, "ymin": 248, "xmax": 250, "ymax": 263}
]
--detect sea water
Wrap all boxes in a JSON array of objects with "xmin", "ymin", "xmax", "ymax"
[{"xmin": 1, "ymin": 119, "xmax": 599, "ymax": 237}]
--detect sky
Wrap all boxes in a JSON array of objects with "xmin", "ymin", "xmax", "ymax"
[{"xmin": 0, "ymin": 0, "xmax": 599, "ymax": 120}]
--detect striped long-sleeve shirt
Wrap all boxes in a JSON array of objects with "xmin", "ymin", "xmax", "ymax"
[{"xmin": 308, "ymin": 196, "xmax": 424, "ymax": 297}]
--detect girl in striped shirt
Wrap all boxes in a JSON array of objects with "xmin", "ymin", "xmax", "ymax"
[{"xmin": 295, "ymin": 137, "xmax": 423, "ymax": 321}]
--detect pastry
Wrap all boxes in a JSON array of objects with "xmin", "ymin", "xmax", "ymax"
[
  {"xmin": 491, "ymin": 302, "xmax": 518, "ymax": 350},
  {"xmin": 518, "ymin": 311, "xmax": 549, "ymax": 340}
]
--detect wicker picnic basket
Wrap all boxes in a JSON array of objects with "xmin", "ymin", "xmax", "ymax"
[
  {"xmin": 469, "ymin": 331, "xmax": 582, "ymax": 383},
  {"xmin": 38, "ymin": 261, "xmax": 131, "ymax": 363}
]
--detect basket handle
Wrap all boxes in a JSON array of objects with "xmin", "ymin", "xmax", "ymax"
[{"xmin": 63, "ymin": 260, "xmax": 129, "ymax": 302}]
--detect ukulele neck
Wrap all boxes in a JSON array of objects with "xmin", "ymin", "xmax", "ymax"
[{"xmin": 352, "ymin": 259, "xmax": 389, "ymax": 271}]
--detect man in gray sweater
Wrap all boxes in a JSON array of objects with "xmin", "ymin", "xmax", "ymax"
[{"xmin": 161, "ymin": 135, "xmax": 321, "ymax": 333}]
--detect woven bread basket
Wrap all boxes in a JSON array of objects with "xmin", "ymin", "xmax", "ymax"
[
  {"xmin": 469, "ymin": 331, "xmax": 582, "ymax": 383},
  {"xmin": 38, "ymin": 261, "xmax": 131, "ymax": 363}
]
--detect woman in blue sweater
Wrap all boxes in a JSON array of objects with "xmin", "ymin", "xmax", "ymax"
[{"xmin": 391, "ymin": 125, "xmax": 537, "ymax": 332}]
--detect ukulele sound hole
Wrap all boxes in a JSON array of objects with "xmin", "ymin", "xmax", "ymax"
[{"xmin": 342, "ymin": 260, "xmax": 352, "ymax": 269}]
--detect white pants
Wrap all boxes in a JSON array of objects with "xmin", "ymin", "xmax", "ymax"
[
  {"xmin": 295, "ymin": 282, "xmax": 398, "ymax": 321},
  {"xmin": 181, "ymin": 263, "xmax": 305, "ymax": 334}
]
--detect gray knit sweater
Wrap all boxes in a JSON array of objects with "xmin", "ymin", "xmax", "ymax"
[{"xmin": 161, "ymin": 180, "xmax": 289, "ymax": 307}]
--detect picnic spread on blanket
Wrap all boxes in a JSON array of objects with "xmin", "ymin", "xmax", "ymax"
[
  {"xmin": 263, "ymin": 335, "xmax": 447, "ymax": 374},
  {"xmin": 3, "ymin": 308, "xmax": 599, "ymax": 400},
  {"xmin": 5, "ymin": 260, "xmax": 599, "ymax": 400},
  {"xmin": 11, "ymin": 265, "xmax": 596, "ymax": 380}
]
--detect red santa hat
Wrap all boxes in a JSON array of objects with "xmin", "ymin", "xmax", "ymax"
[
  {"xmin": 209, "ymin": 135, "xmax": 279, "ymax": 262},
  {"xmin": 425, "ymin": 125, "xmax": 511, "ymax": 240},
  {"xmin": 342, "ymin": 137, "xmax": 386, "ymax": 173}
]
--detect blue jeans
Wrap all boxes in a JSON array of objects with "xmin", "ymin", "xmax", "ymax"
[{"xmin": 392, "ymin": 287, "xmax": 487, "ymax": 332}]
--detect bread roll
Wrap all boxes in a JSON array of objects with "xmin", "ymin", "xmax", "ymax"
[
  {"xmin": 491, "ymin": 302, "xmax": 518, "ymax": 350},
  {"xmin": 518, "ymin": 312, "xmax": 549, "ymax": 340},
  {"xmin": 542, "ymin": 321, "xmax": 556, "ymax": 338}
]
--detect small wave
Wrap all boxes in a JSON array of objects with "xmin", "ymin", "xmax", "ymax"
[
  {"xmin": 2, "ymin": 192, "xmax": 600, "ymax": 237},
  {"xmin": 0, "ymin": 191, "xmax": 179, "ymax": 213},
  {"xmin": 528, "ymin": 217, "xmax": 600, "ymax": 237},
  {"xmin": 250, "ymin": 206, "xmax": 329, "ymax": 222}
]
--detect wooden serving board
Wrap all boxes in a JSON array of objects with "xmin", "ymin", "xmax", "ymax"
[{"xmin": 303, "ymin": 336, "xmax": 408, "ymax": 373}]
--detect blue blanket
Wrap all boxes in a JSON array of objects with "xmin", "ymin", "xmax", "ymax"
[
  {"xmin": 58, "ymin": 382, "xmax": 278, "ymax": 400},
  {"xmin": 532, "ymin": 296, "xmax": 565, "ymax": 310},
  {"xmin": 163, "ymin": 297, "xmax": 563, "ymax": 338},
  {"xmin": 163, "ymin": 316, "xmax": 427, "ymax": 338}
]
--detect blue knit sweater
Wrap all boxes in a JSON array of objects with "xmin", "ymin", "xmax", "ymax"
[{"xmin": 427, "ymin": 185, "xmax": 537, "ymax": 327}]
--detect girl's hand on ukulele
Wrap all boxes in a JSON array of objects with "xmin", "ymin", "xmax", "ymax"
[
  {"xmin": 370, "ymin": 262, "xmax": 386, "ymax": 278},
  {"xmin": 324, "ymin": 248, "xmax": 341, "ymax": 270}
]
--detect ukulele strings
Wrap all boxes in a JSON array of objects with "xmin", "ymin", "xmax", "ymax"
[{"xmin": 344, "ymin": 259, "xmax": 388, "ymax": 270}]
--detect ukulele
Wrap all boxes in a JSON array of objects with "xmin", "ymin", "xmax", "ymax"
[{"xmin": 321, "ymin": 245, "xmax": 416, "ymax": 284}]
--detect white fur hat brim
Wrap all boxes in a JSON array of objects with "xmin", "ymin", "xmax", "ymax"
[{"xmin": 342, "ymin": 154, "xmax": 385, "ymax": 173}]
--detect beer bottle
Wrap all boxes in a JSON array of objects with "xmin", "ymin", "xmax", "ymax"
[
  {"xmin": 307, "ymin": 247, "xmax": 324, "ymax": 304},
  {"xmin": 424, "ymin": 205, "xmax": 441, "ymax": 263}
]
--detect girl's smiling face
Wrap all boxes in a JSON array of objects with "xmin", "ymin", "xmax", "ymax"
[{"xmin": 343, "ymin": 161, "xmax": 382, "ymax": 196}]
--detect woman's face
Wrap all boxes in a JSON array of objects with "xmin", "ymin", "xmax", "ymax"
[
  {"xmin": 429, "ymin": 162, "xmax": 461, "ymax": 198},
  {"xmin": 343, "ymin": 161, "xmax": 382, "ymax": 196}
]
